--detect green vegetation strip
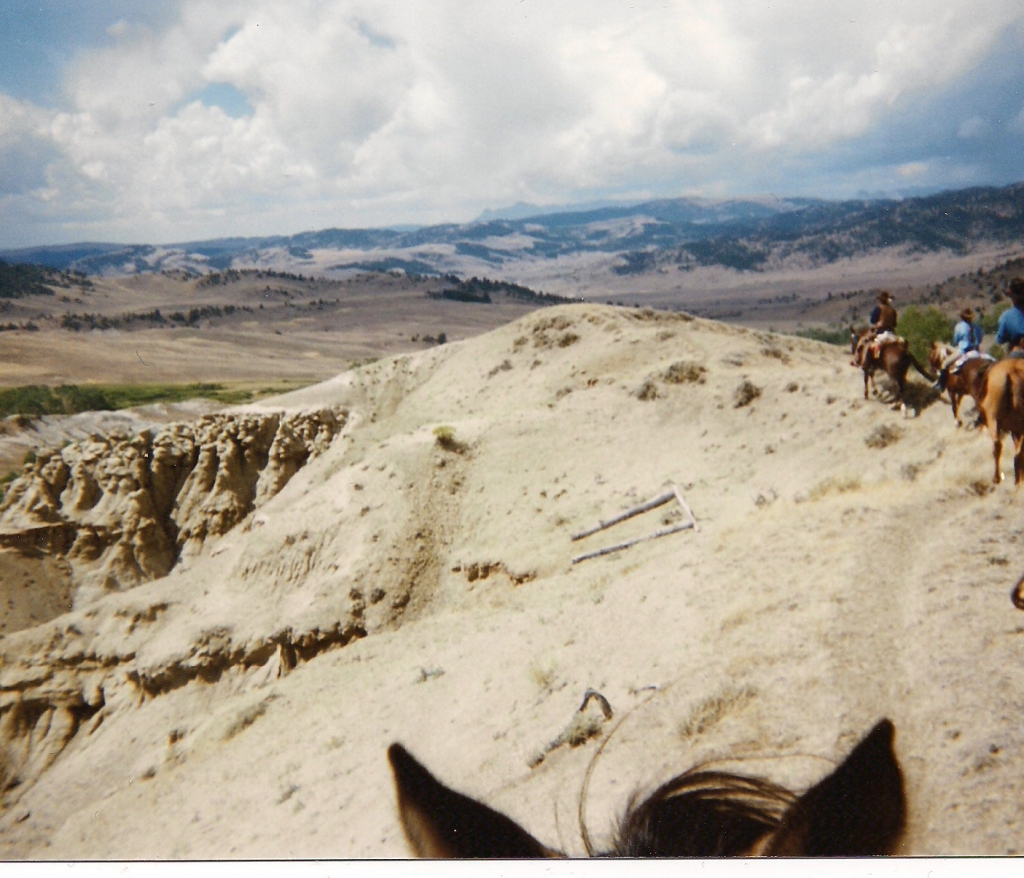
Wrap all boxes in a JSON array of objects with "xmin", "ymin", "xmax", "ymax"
[
  {"xmin": 791, "ymin": 326, "xmax": 851, "ymax": 346},
  {"xmin": 0, "ymin": 383, "xmax": 257, "ymax": 418}
]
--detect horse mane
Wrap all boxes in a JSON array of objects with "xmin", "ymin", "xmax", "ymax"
[{"xmin": 609, "ymin": 768, "xmax": 796, "ymax": 857}]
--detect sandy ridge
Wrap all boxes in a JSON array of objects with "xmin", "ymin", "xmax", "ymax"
[{"xmin": 0, "ymin": 303, "xmax": 1022, "ymax": 857}]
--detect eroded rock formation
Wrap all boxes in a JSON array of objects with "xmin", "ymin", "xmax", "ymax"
[{"xmin": 0, "ymin": 408, "xmax": 347, "ymax": 604}]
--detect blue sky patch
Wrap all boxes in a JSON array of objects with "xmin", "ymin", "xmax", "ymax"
[{"xmin": 190, "ymin": 82, "xmax": 254, "ymax": 119}]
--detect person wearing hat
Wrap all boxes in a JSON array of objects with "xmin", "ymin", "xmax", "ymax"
[
  {"xmin": 869, "ymin": 290, "xmax": 898, "ymax": 333},
  {"xmin": 853, "ymin": 291, "xmax": 899, "ymax": 365},
  {"xmin": 934, "ymin": 306, "xmax": 984, "ymax": 392},
  {"xmin": 996, "ymin": 277, "xmax": 1024, "ymax": 357}
]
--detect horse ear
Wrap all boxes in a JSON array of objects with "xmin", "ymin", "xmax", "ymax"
[
  {"xmin": 763, "ymin": 720, "xmax": 905, "ymax": 857},
  {"xmin": 387, "ymin": 743, "xmax": 557, "ymax": 858}
]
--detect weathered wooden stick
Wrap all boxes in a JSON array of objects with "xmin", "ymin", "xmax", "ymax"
[
  {"xmin": 672, "ymin": 484, "xmax": 700, "ymax": 533},
  {"xmin": 571, "ymin": 490, "xmax": 675, "ymax": 541},
  {"xmin": 571, "ymin": 521, "xmax": 695, "ymax": 564}
]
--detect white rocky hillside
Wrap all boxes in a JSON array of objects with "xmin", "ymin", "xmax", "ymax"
[{"xmin": 1, "ymin": 303, "xmax": 1023, "ymax": 858}]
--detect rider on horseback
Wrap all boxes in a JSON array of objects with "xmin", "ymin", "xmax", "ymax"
[
  {"xmin": 853, "ymin": 291, "xmax": 898, "ymax": 366},
  {"xmin": 934, "ymin": 307, "xmax": 984, "ymax": 392},
  {"xmin": 996, "ymin": 277, "xmax": 1024, "ymax": 358}
]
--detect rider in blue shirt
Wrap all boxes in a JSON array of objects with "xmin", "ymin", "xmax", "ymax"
[
  {"xmin": 996, "ymin": 277, "xmax": 1024, "ymax": 357},
  {"xmin": 952, "ymin": 310, "xmax": 984, "ymax": 354},
  {"xmin": 935, "ymin": 307, "xmax": 984, "ymax": 391}
]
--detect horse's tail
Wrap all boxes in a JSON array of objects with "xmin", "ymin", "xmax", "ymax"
[
  {"xmin": 908, "ymin": 352, "xmax": 935, "ymax": 381},
  {"xmin": 979, "ymin": 366, "xmax": 1014, "ymax": 435}
]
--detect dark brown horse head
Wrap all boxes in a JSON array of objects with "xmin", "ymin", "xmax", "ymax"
[{"xmin": 388, "ymin": 719, "xmax": 906, "ymax": 858}]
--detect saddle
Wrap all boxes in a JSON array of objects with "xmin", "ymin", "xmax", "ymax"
[
  {"xmin": 868, "ymin": 331, "xmax": 899, "ymax": 358},
  {"xmin": 950, "ymin": 350, "xmax": 995, "ymax": 374}
]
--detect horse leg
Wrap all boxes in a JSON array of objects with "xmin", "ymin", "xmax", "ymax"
[
  {"xmin": 892, "ymin": 370, "xmax": 907, "ymax": 418},
  {"xmin": 951, "ymin": 391, "xmax": 962, "ymax": 427},
  {"xmin": 863, "ymin": 369, "xmax": 870, "ymax": 400},
  {"xmin": 1013, "ymin": 434, "xmax": 1024, "ymax": 485},
  {"xmin": 993, "ymin": 434, "xmax": 1004, "ymax": 484}
]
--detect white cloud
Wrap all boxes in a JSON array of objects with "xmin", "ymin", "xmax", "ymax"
[
  {"xmin": 1, "ymin": 0, "xmax": 1023, "ymax": 245},
  {"xmin": 897, "ymin": 161, "xmax": 930, "ymax": 179},
  {"xmin": 958, "ymin": 117, "xmax": 988, "ymax": 138}
]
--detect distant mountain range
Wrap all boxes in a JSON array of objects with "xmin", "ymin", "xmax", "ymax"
[{"xmin": 4, "ymin": 183, "xmax": 1024, "ymax": 282}]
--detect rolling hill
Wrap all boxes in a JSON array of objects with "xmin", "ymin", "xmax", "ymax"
[{"xmin": 5, "ymin": 184, "xmax": 1024, "ymax": 289}]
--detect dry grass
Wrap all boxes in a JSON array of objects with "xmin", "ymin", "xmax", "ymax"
[
  {"xmin": 733, "ymin": 380, "xmax": 762, "ymax": 408},
  {"xmin": 528, "ymin": 658, "xmax": 559, "ymax": 693},
  {"xmin": 677, "ymin": 687, "xmax": 757, "ymax": 740},
  {"xmin": 662, "ymin": 360, "xmax": 707, "ymax": 385},
  {"xmin": 433, "ymin": 426, "xmax": 468, "ymax": 454},
  {"xmin": 634, "ymin": 379, "xmax": 659, "ymax": 401},
  {"xmin": 865, "ymin": 424, "xmax": 904, "ymax": 449},
  {"xmin": 807, "ymin": 474, "xmax": 862, "ymax": 501}
]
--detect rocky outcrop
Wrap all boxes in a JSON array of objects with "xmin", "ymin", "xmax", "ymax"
[
  {"xmin": 0, "ymin": 408, "xmax": 347, "ymax": 603},
  {"xmin": 0, "ymin": 613, "xmax": 366, "ymax": 807}
]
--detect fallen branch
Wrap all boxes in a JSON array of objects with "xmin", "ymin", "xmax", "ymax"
[
  {"xmin": 571, "ymin": 490, "xmax": 676, "ymax": 541},
  {"xmin": 571, "ymin": 521, "xmax": 695, "ymax": 565}
]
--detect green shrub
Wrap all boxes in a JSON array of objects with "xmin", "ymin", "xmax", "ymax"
[
  {"xmin": 895, "ymin": 305, "xmax": 953, "ymax": 362},
  {"xmin": 979, "ymin": 302, "xmax": 1009, "ymax": 335}
]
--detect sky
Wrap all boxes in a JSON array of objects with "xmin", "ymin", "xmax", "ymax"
[{"xmin": 1, "ymin": 0, "xmax": 1023, "ymax": 248}]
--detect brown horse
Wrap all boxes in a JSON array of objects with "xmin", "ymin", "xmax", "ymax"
[
  {"xmin": 976, "ymin": 357, "xmax": 1024, "ymax": 484},
  {"xmin": 388, "ymin": 719, "xmax": 905, "ymax": 858},
  {"xmin": 928, "ymin": 342, "xmax": 995, "ymax": 427},
  {"xmin": 850, "ymin": 329, "xmax": 934, "ymax": 418}
]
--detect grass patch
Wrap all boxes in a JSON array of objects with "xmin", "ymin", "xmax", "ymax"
[
  {"xmin": 528, "ymin": 658, "xmax": 558, "ymax": 693},
  {"xmin": 662, "ymin": 360, "xmax": 707, "ymax": 384},
  {"xmin": 557, "ymin": 332, "xmax": 580, "ymax": 347},
  {"xmin": 634, "ymin": 378, "xmax": 659, "ymax": 401},
  {"xmin": 678, "ymin": 686, "xmax": 756, "ymax": 740},
  {"xmin": 0, "ymin": 382, "xmax": 259, "ymax": 418},
  {"xmin": 433, "ymin": 425, "xmax": 468, "ymax": 454},
  {"xmin": 557, "ymin": 712, "xmax": 605, "ymax": 749},
  {"xmin": 733, "ymin": 380, "xmax": 762, "ymax": 408},
  {"xmin": 807, "ymin": 474, "xmax": 862, "ymax": 501},
  {"xmin": 865, "ymin": 424, "xmax": 904, "ymax": 449}
]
